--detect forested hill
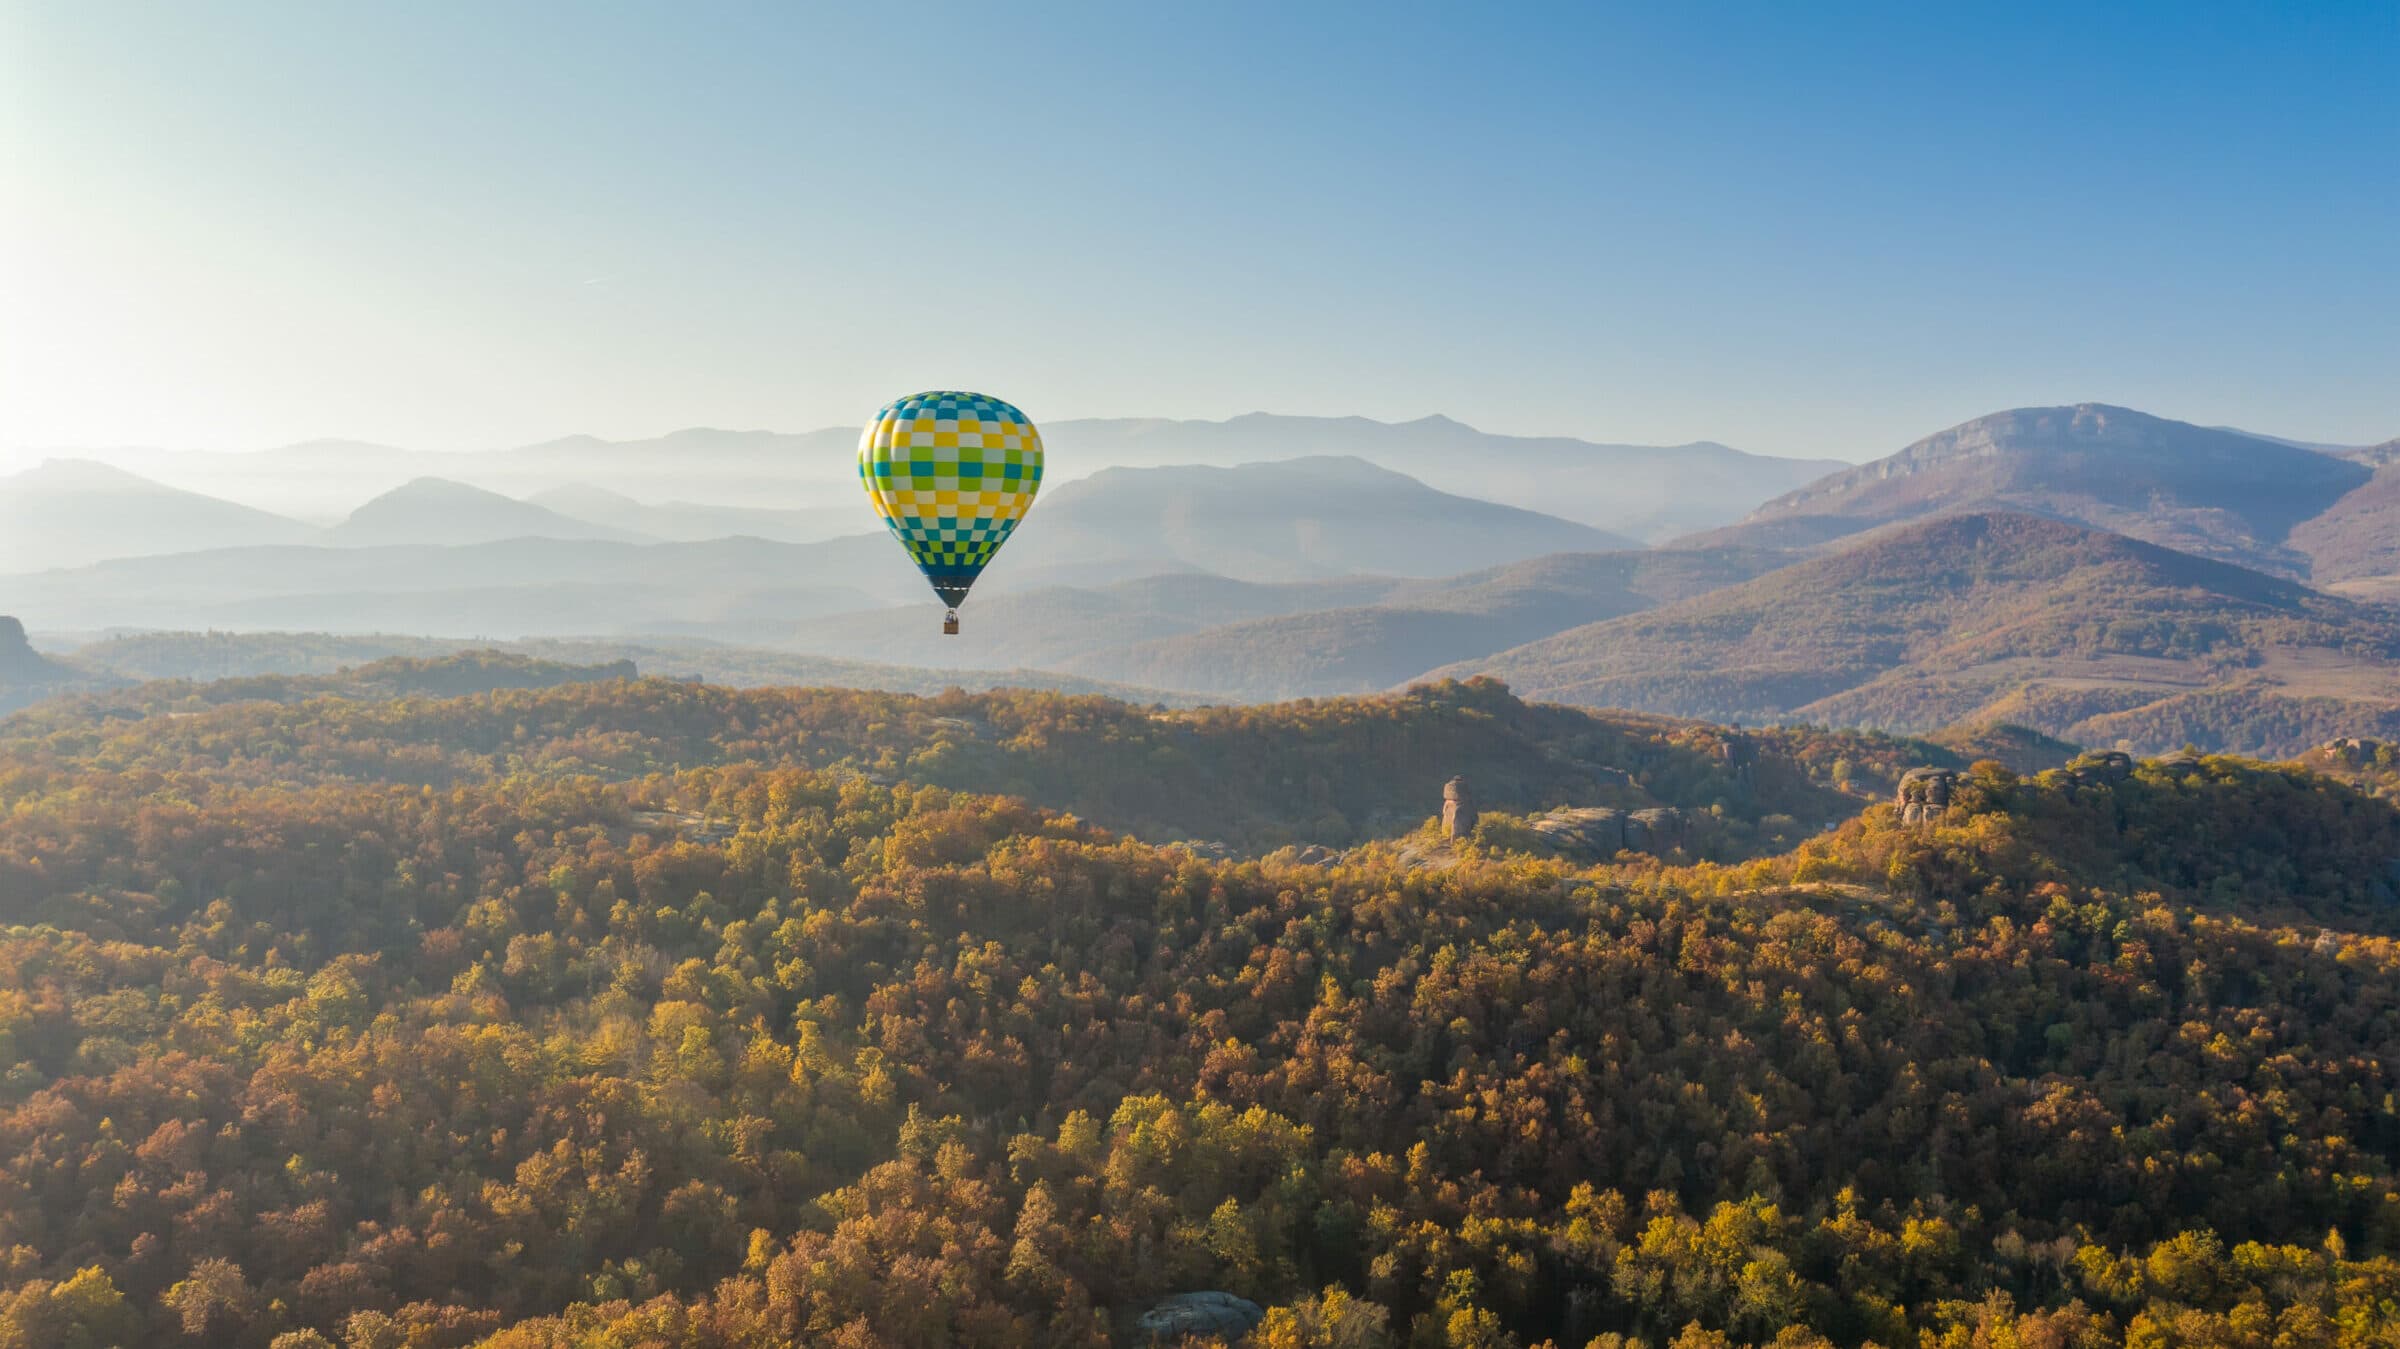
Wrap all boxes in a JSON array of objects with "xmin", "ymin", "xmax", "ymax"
[
  {"xmin": 0, "ymin": 665, "xmax": 2398, "ymax": 1346},
  {"xmin": 1, "ymin": 673, "xmax": 1996, "ymax": 858}
]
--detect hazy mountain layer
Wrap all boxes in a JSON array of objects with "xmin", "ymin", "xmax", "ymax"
[
  {"xmin": 990, "ymin": 455, "xmax": 1638, "ymax": 587},
  {"xmin": 0, "ymin": 535, "xmax": 914, "ymax": 635},
  {"xmin": 1041, "ymin": 411, "xmax": 1842, "ymax": 539},
  {"xmin": 1060, "ymin": 548, "xmax": 1789, "ymax": 699},
  {"xmin": 784, "ymin": 573, "xmax": 1409, "ymax": 670},
  {"xmin": 64, "ymin": 412, "xmax": 1832, "ymax": 539},
  {"xmin": 323, "ymin": 477, "xmax": 644, "ymax": 546},
  {"xmin": 527, "ymin": 483, "xmax": 858, "ymax": 544},
  {"xmin": 0, "ymin": 459, "xmax": 314, "ymax": 571}
]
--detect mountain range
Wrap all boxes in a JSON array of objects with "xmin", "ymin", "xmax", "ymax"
[
  {"xmin": 53, "ymin": 412, "xmax": 1839, "ymax": 539},
  {"xmin": 10, "ymin": 401, "xmax": 2400, "ymax": 757},
  {"xmin": 0, "ymin": 456, "xmax": 1621, "ymax": 634}
]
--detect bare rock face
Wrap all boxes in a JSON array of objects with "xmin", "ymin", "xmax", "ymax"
[
  {"xmin": 1896, "ymin": 767, "xmax": 1959, "ymax": 824},
  {"xmin": 1524, "ymin": 805, "xmax": 1690, "ymax": 861},
  {"xmin": 1442, "ymin": 776, "xmax": 1477, "ymax": 838},
  {"xmin": 1530, "ymin": 807, "xmax": 1626, "ymax": 856},
  {"xmin": 1629, "ymin": 807, "xmax": 1688, "ymax": 851}
]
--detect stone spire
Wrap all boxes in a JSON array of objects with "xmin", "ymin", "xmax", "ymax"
[{"xmin": 1442, "ymin": 777, "xmax": 1476, "ymax": 838}]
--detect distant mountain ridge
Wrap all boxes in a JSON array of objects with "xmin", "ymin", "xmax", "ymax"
[
  {"xmin": 980, "ymin": 455, "xmax": 1639, "ymax": 587},
  {"xmin": 1434, "ymin": 510, "xmax": 2400, "ymax": 754},
  {"xmin": 61, "ymin": 411, "xmax": 1834, "ymax": 540},
  {"xmin": 323, "ymin": 477, "xmax": 644, "ymax": 546},
  {"xmin": 0, "ymin": 458, "xmax": 1619, "ymax": 639},
  {"xmin": 0, "ymin": 459, "xmax": 314, "ymax": 572},
  {"xmin": 1039, "ymin": 412, "xmax": 1842, "ymax": 540},
  {"xmin": 1697, "ymin": 404, "xmax": 2371, "ymax": 577}
]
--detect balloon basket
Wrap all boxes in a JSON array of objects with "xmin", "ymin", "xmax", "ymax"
[{"xmin": 942, "ymin": 610, "xmax": 960, "ymax": 636}]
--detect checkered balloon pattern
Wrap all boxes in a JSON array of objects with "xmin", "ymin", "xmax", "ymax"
[{"xmin": 857, "ymin": 391, "xmax": 1044, "ymax": 606}]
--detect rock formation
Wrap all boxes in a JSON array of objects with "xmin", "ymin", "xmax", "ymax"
[
  {"xmin": 1523, "ymin": 805, "xmax": 1690, "ymax": 860},
  {"xmin": 1895, "ymin": 767, "xmax": 1958, "ymax": 824},
  {"xmin": 1134, "ymin": 1292, "xmax": 1264, "ymax": 1344},
  {"xmin": 1442, "ymin": 777, "xmax": 1477, "ymax": 838},
  {"xmin": 2065, "ymin": 750, "xmax": 2135, "ymax": 785}
]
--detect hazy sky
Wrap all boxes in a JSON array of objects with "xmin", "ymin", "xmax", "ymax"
[{"xmin": 4, "ymin": 2, "xmax": 2394, "ymax": 463}]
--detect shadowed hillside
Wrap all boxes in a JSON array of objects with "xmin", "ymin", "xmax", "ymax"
[{"xmin": 2294, "ymin": 461, "xmax": 2400, "ymax": 599}]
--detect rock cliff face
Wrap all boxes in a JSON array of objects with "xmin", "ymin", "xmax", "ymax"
[{"xmin": 1895, "ymin": 767, "xmax": 1958, "ymax": 824}]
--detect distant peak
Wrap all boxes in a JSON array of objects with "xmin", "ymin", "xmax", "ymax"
[{"xmin": 11, "ymin": 457, "xmax": 157, "ymax": 488}]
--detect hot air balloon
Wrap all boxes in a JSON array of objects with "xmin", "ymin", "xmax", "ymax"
[{"xmin": 857, "ymin": 391, "xmax": 1044, "ymax": 633}]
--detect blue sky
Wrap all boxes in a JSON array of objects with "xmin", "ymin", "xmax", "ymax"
[{"xmin": 3, "ymin": 1, "xmax": 2394, "ymax": 461}]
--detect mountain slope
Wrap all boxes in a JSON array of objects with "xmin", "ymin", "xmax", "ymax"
[
  {"xmin": 1043, "ymin": 411, "xmax": 1842, "ymax": 540},
  {"xmin": 1697, "ymin": 404, "xmax": 2370, "ymax": 576},
  {"xmin": 2293, "ymin": 462, "xmax": 2400, "ymax": 598},
  {"xmin": 1061, "ymin": 548, "xmax": 1789, "ymax": 699},
  {"xmin": 0, "ymin": 459, "xmax": 315, "ymax": 571},
  {"xmin": 987, "ymin": 455, "xmax": 1639, "ymax": 587},
  {"xmin": 1433, "ymin": 511, "xmax": 2400, "ymax": 754},
  {"xmin": 323, "ymin": 478, "xmax": 646, "ymax": 546}
]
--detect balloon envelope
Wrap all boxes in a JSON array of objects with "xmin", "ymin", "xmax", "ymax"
[{"xmin": 857, "ymin": 391, "xmax": 1044, "ymax": 608}]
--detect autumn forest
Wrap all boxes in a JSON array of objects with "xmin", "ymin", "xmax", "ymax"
[{"xmin": 0, "ymin": 666, "xmax": 2396, "ymax": 1347}]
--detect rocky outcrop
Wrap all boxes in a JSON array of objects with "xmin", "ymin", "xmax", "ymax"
[
  {"xmin": 1895, "ymin": 767, "xmax": 1957, "ymax": 824},
  {"xmin": 1133, "ymin": 1292, "xmax": 1263, "ymax": 1344},
  {"xmin": 1525, "ymin": 805, "xmax": 1690, "ymax": 860},
  {"xmin": 2066, "ymin": 750, "xmax": 2135, "ymax": 785},
  {"xmin": 1442, "ymin": 777, "xmax": 1477, "ymax": 838},
  {"xmin": 2322, "ymin": 737, "xmax": 2389, "ymax": 765}
]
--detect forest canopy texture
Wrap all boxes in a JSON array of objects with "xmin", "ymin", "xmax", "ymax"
[{"xmin": 0, "ymin": 669, "xmax": 2397, "ymax": 1347}]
